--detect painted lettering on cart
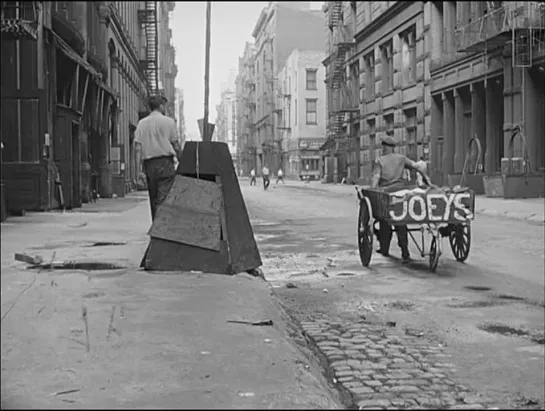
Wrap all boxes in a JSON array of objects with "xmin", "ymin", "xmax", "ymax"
[{"xmin": 389, "ymin": 192, "xmax": 472, "ymax": 222}]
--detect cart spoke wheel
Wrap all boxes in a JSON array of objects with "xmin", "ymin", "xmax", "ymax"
[
  {"xmin": 358, "ymin": 201, "xmax": 373, "ymax": 267},
  {"xmin": 429, "ymin": 237, "xmax": 440, "ymax": 272},
  {"xmin": 449, "ymin": 224, "xmax": 471, "ymax": 262}
]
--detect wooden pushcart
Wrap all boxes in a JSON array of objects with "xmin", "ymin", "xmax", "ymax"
[{"xmin": 356, "ymin": 185, "xmax": 475, "ymax": 272}]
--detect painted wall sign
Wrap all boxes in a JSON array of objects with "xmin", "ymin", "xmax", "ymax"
[{"xmin": 388, "ymin": 191, "xmax": 474, "ymax": 223}]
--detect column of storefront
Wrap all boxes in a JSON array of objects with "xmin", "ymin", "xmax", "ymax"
[
  {"xmin": 453, "ymin": 88, "xmax": 465, "ymax": 174},
  {"xmin": 484, "ymin": 80, "xmax": 500, "ymax": 174},
  {"xmin": 442, "ymin": 91, "xmax": 455, "ymax": 182}
]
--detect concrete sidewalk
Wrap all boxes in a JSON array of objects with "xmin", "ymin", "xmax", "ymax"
[
  {"xmin": 253, "ymin": 178, "xmax": 545, "ymax": 224},
  {"xmin": 0, "ymin": 197, "xmax": 341, "ymax": 409}
]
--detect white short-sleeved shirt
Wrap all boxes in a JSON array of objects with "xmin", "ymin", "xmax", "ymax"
[{"xmin": 134, "ymin": 111, "xmax": 178, "ymax": 160}]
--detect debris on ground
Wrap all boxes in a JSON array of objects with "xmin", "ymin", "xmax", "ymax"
[
  {"xmin": 14, "ymin": 253, "xmax": 43, "ymax": 265},
  {"xmin": 322, "ymin": 288, "xmax": 328, "ymax": 293},
  {"xmin": 386, "ymin": 321, "xmax": 397, "ymax": 327},
  {"xmin": 50, "ymin": 388, "xmax": 81, "ymax": 396},
  {"xmin": 238, "ymin": 392, "xmax": 255, "ymax": 397},
  {"xmin": 227, "ymin": 319, "xmax": 273, "ymax": 326}
]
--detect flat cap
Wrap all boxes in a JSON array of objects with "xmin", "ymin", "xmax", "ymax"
[{"xmin": 381, "ymin": 136, "xmax": 397, "ymax": 147}]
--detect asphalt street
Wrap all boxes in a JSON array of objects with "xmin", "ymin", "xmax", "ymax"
[{"xmin": 242, "ymin": 179, "xmax": 545, "ymax": 410}]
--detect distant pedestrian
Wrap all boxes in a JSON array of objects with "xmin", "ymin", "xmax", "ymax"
[
  {"xmin": 134, "ymin": 95, "xmax": 183, "ymax": 221},
  {"xmin": 250, "ymin": 168, "xmax": 256, "ymax": 186},
  {"xmin": 276, "ymin": 168, "xmax": 284, "ymax": 184},
  {"xmin": 415, "ymin": 156, "xmax": 428, "ymax": 186},
  {"xmin": 262, "ymin": 165, "xmax": 270, "ymax": 190}
]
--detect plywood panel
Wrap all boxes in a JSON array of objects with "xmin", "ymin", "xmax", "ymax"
[
  {"xmin": 149, "ymin": 203, "xmax": 221, "ymax": 251},
  {"xmin": 148, "ymin": 175, "xmax": 222, "ymax": 251}
]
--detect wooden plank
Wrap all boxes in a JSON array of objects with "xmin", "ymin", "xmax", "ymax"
[
  {"xmin": 147, "ymin": 175, "xmax": 223, "ymax": 251},
  {"xmin": 79, "ymin": 70, "xmax": 90, "ymax": 114},
  {"xmin": 145, "ymin": 237, "xmax": 230, "ymax": 274},
  {"xmin": 162, "ymin": 175, "xmax": 222, "ymax": 214},
  {"xmin": 71, "ymin": 64, "xmax": 80, "ymax": 110},
  {"xmin": 148, "ymin": 203, "xmax": 221, "ymax": 251}
]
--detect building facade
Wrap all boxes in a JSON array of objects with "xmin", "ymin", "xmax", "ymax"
[
  {"xmin": 1, "ymin": 1, "xmax": 118, "ymax": 214},
  {"xmin": 215, "ymin": 90, "xmax": 238, "ymax": 167},
  {"xmin": 108, "ymin": 1, "xmax": 150, "ymax": 197},
  {"xmin": 157, "ymin": 1, "xmax": 176, "ymax": 118},
  {"xmin": 251, "ymin": 1, "xmax": 324, "ymax": 174},
  {"xmin": 277, "ymin": 49, "xmax": 327, "ymax": 180},
  {"xmin": 323, "ymin": 1, "xmax": 544, "ymax": 194},
  {"xmin": 0, "ymin": 1, "xmax": 173, "ymax": 216},
  {"xmin": 235, "ymin": 42, "xmax": 256, "ymax": 176},
  {"xmin": 432, "ymin": 1, "xmax": 544, "ymax": 194}
]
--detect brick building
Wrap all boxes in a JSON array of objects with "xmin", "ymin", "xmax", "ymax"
[
  {"xmin": 250, "ymin": 1, "xmax": 324, "ymax": 173},
  {"xmin": 277, "ymin": 49, "xmax": 327, "ymax": 180},
  {"xmin": 235, "ymin": 41, "xmax": 256, "ymax": 176}
]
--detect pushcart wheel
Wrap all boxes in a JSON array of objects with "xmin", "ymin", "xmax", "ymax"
[
  {"xmin": 449, "ymin": 223, "xmax": 471, "ymax": 262},
  {"xmin": 358, "ymin": 199, "xmax": 373, "ymax": 267},
  {"xmin": 429, "ymin": 237, "xmax": 440, "ymax": 272}
]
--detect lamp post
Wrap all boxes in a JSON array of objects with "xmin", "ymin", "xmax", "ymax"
[{"xmin": 203, "ymin": 1, "xmax": 212, "ymax": 142}]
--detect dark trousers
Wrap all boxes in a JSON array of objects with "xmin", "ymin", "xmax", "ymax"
[
  {"xmin": 378, "ymin": 221, "xmax": 409, "ymax": 257},
  {"xmin": 263, "ymin": 176, "xmax": 270, "ymax": 190},
  {"xmin": 144, "ymin": 156, "xmax": 175, "ymax": 220},
  {"xmin": 250, "ymin": 176, "xmax": 257, "ymax": 186},
  {"xmin": 276, "ymin": 176, "xmax": 284, "ymax": 184}
]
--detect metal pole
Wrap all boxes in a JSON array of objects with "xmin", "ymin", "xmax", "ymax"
[{"xmin": 203, "ymin": 1, "xmax": 212, "ymax": 141}]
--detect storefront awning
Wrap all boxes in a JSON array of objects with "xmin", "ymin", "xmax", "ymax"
[{"xmin": 51, "ymin": 30, "xmax": 101, "ymax": 79}]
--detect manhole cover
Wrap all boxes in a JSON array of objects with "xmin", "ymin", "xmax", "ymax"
[
  {"xmin": 464, "ymin": 285, "xmax": 492, "ymax": 291},
  {"xmin": 449, "ymin": 300, "xmax": 506, "ymax": 309},
  {"xmin": 88, "ymin": 242, "xmax": 126, "ymax": 247}
]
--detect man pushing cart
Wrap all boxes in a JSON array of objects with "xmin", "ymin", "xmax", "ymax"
[{"xmin": 357, "ymin": 136, "xmax": 475, "ymax": 273}]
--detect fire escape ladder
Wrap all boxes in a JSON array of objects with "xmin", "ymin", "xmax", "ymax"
[
  {"xmin": 328, "ymin": 1, "xmax": 342, "ymax": 30},
  {"xmin": 139, "ymin": 1, "xmax": 158, "ymax": 95},
  {"xmin": 1, "ymin": 1, "xmax": 39, "ymax": 40}
]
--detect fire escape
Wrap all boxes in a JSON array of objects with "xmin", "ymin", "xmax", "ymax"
[
  {"xmin": 1, "ymin": 1, "xmax": 40, "ymax": 40},
  {"xmin": 327, "ymin": 1, "xmax": 358, "ymax": 151},
  {"xmin": 138, "ymin": 1, "xmax": 159, "ymax": 96},
  {"xmin": 455, "ymin": 1, "xmax": 545, "ymax": 67},
  {"xmin": 263, "ymin": 37, "xmax": 278, "ymax": 155}
]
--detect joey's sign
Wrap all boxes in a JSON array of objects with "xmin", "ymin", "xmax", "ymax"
[{"xmin": 388, "ymin": 191, "xmax": 474, "ymax": 224}]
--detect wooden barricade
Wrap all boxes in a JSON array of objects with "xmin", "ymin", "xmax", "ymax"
[{"xmin": 141, "ymin": 141, "xmax": 262, "ymax": 275}]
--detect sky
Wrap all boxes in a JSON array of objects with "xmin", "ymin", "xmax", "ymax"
[{"xmin": 170, "ymin": 2, "xmax": 267, "ymax": 141}]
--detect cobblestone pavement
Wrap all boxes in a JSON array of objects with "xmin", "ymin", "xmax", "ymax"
[{"xmin": 300, "ymin": 315, "xmax": 496, "ymax": 410}]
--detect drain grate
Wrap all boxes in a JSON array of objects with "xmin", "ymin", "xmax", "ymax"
[{"xmin": 464, "ymin": 285, "xmax": 492, "ymax": 292}]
